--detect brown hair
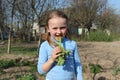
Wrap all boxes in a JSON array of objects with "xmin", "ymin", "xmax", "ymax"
[{"xmin": 45, "ymin": 10, "xmax": 70, "ymax": 46}]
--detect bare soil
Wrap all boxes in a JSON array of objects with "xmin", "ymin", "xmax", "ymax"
[
  {"xmin": 0, "ymin": 41, "xmax": 120, "ymax": 80},
  {"xmin": 78, "ymin": 41, "xmax": 120, "ymax": 80}
]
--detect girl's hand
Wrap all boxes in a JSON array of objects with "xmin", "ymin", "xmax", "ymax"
[{"xmin": 50, "ymin": 46, "xmax": 62, "ymax": 62}]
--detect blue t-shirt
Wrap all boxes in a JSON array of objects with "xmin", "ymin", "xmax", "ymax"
[{"xmin": 37, "ymin": 37, "xmax": 83, "ymax": 80}]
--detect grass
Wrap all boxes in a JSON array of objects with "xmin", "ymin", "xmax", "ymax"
[
  {"xmin": 84, "ymin": 30, "xmax": 113, "ymax": 42},
  {"xmin": 0, "ymin": 46, "xmax": 38, "ymax": 56},
  {"xmin": 71, "ymin": 30, "xmax": 120, "ymax": 42},
  {"xmin": 0, "ymin": 42, "xmax": 45, "ymax": 79},
  {"xmin": 0, "ymin": 44, "xmax": 39, "ymax": 79},
  {"xmin": 0, "ymin": 58, "xmax": 38, "ymax": 79}
]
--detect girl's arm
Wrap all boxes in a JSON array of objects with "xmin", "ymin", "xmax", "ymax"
[
  {"xmin": 37, "ymin": 44, "xmax": 61, "ymax": 74},
  {"xmin": 41, "ymin": 57, "xmax": 55, "ymax": 72},
  {"xmin": 74, "ymin": 42, "xmax": 83, "ymax": 80}
]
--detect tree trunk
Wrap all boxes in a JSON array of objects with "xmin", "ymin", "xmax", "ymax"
[
  {"xmin": 81, "ymin": 24, "xmax": 85, "ymax": 39},
  {"xmin": 37, "ymin": 33, "xmax": 42, "ymax": 55},
  {"xmin": 28, "ymin": 28, "xmax": 31, "ymax": 42},
  {"xmin": 7, "ymin": 31, "xmax": 11, "ymax": 54},
  {"xmin": 0, "ymin": 29, "xmax": 4, "ymax": 40}
]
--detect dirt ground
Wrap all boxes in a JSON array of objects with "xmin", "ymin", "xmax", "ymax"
[
  {"xmin": 0, "ymin": 41, "xmax": 120, "ymax": 80},
  {"xmin": 78, "ymin": 41, "xmax": 120, "ymax": 80}
]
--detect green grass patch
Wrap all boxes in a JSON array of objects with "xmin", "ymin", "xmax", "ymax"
[
  {"xmin": 16, "ymin": 74, "xmax": 36, "ymax": 80},
  {"xmin": 0, "ymin": 60, "xmax": 16, "ymax": 69},
  {"xmin": 84, "ymin": 30, "xmax": 114, "ymax": 42},
  {"xmin": 0, "ymin": 59, "xmax": 35, "ymax": 69},
  {"xmin": 0, "ymin": 46, "xmax": 38, "ymax": 56},
  {"xmin": 112, "ymin": 66, "xmax": 120, "ymax": 76},
  {"xmin": 71, "ymin": 29, "xmax": 120, "ymax": 42},
  {"xmin": 11, "ymin": 46, "xmax": 37, "ymax": 55}
]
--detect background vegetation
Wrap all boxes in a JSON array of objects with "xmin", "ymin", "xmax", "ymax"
[{"xmin": 0, "ymin": 0, "xmax": 120, "ymax": 80}]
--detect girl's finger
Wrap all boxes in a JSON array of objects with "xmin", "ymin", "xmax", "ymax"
[{"xmin": 56, "ymin": 53, "xmax": 61, "ymax": 57}]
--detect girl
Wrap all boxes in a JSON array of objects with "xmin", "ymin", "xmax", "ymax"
[{"xmin": 37, "ymin": 10, "xmax": 83, "ymax": 80}]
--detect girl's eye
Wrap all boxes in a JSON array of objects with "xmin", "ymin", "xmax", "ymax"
[
  {"xmin": 52, "ymin": 26, "xmax": 66, "ymax": 30},
  {"xmin": 53, "ymin": 27, "xmax": 57, "ymax": 30},
  {"xmin": 60, "ymin": 27, "xmax": 66, "ymax": 29}
]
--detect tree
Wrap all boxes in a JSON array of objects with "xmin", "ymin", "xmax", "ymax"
[
  {"xmin": 6, "ymin": 0, "xmax": 16, "ymax": 54},
  {"xmin": 69, "ymin": 0, "xmax": 107, "ymax": 31},
  {"xmin": 0, "ymin": 0, "xmax": 5, "ymax": 40},
  {"xmin": 97, "ymin": 7, "xmax": 120, "ymax": 31},
  {"xmin": 15, "ymin": 0, "xmax": 34, "ymax": 42}
]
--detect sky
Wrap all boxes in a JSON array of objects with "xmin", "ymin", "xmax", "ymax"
[{"xmin": 108, "ymin": 0, "xmax": 120, "ymax": 14}]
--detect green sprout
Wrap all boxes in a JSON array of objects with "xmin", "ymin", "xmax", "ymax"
[
  {"xmin": 56, "ymin": 37, "xmax": 70, "ymax": 66},
  {"xmin": 112, "ymin": 66, "xmax": 120, "ymax": 76}
]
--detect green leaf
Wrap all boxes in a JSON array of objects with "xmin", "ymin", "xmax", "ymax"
[
  {"xmin": 89, "ymin": 64, "xmax": 102, "ymax": 74},
  {"xmin": 56, "ymin": 37, "xmax": 70, "ymax": 66}
]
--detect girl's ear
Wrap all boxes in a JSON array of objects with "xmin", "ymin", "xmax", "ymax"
[{"xmin": 46, "ymin": 26, "xmax": 49, "ymax": 32}]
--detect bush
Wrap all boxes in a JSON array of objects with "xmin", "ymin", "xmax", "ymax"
[
  {"xmin": 112, "ymin": 66, "xmax": 120, "ymax": 76},
  {"xmin": 0, "ymin": 59, "xmax": 36, "ymax": 69},
  {"xmin": 16, "ymin": 74, "xmax": 36, "ymax": 80},
  {"xmin": 84, "ymin": 30, "xmax": 114, "ymax": 41},
  {"xmin": 0, "ymin": 60, "xmax": 16, "ymax": 69},
  {"xmin": 0, "ymin": 46, "xmax": 37, "ymax": 55}
]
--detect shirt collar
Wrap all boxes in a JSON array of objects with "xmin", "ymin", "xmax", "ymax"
[{"xmin": 50, "ymin": 36, "xmax": 65, "ymax": 44}]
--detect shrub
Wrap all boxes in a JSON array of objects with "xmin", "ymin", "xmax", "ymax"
[
  {"xmin": 16, "ymin": 74, "xmax": 36, "ymax": 80},
  {"xmin": 0, "ymin": 60, "xmax": 16, "ymax": 69},
  {"xmin": 112, "ymin": 66, "xmax": 120, "ymax": 76},
  {"xmin": 84, "ymin": 30, "xmax": 113, "ymax": 41}
]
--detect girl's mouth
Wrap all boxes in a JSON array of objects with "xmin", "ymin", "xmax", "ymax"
[
  {"xmin": 55, "ymin": 34, "xmax": 63, "ymax": 37},
  {"xmin": 56, "ymin": 35, "xmax": 62, "ymax": 37}
]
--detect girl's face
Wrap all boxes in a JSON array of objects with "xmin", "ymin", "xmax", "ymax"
[{"xmin": 47, "ymin": 17, "xmax": 67, "ymax": 40}]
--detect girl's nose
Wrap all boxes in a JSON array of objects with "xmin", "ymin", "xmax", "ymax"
[{"xmin": 57, "ymin": 29, "xmax": 61, "ymax": 34}]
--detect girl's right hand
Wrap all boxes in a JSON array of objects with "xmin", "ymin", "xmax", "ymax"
[{"xmin": 50, "ymin": 46, "xmax": 62, "ymax": 62}]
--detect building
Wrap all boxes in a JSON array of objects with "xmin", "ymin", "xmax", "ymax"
[{"xmin": 32, "ymin": 22, "xmax": 46, "ymax": 37}]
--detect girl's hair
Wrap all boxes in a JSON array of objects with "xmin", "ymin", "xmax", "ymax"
[
  {"xmin": 45, "ymin": 10, "xmax": 71, "ymax": 46},
  {"xmin": 46, "ymin": 10, "xmax": 68, "ymax": 27}
]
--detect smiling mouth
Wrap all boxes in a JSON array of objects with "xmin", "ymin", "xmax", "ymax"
[{"xmin": 55, "ymin": 34, "xmax": 63, "ymax": 37}]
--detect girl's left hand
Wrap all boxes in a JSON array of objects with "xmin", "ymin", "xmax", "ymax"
[{"xmin": 50, "ymin": 46, "xmax": 62, "ymax": 62}]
